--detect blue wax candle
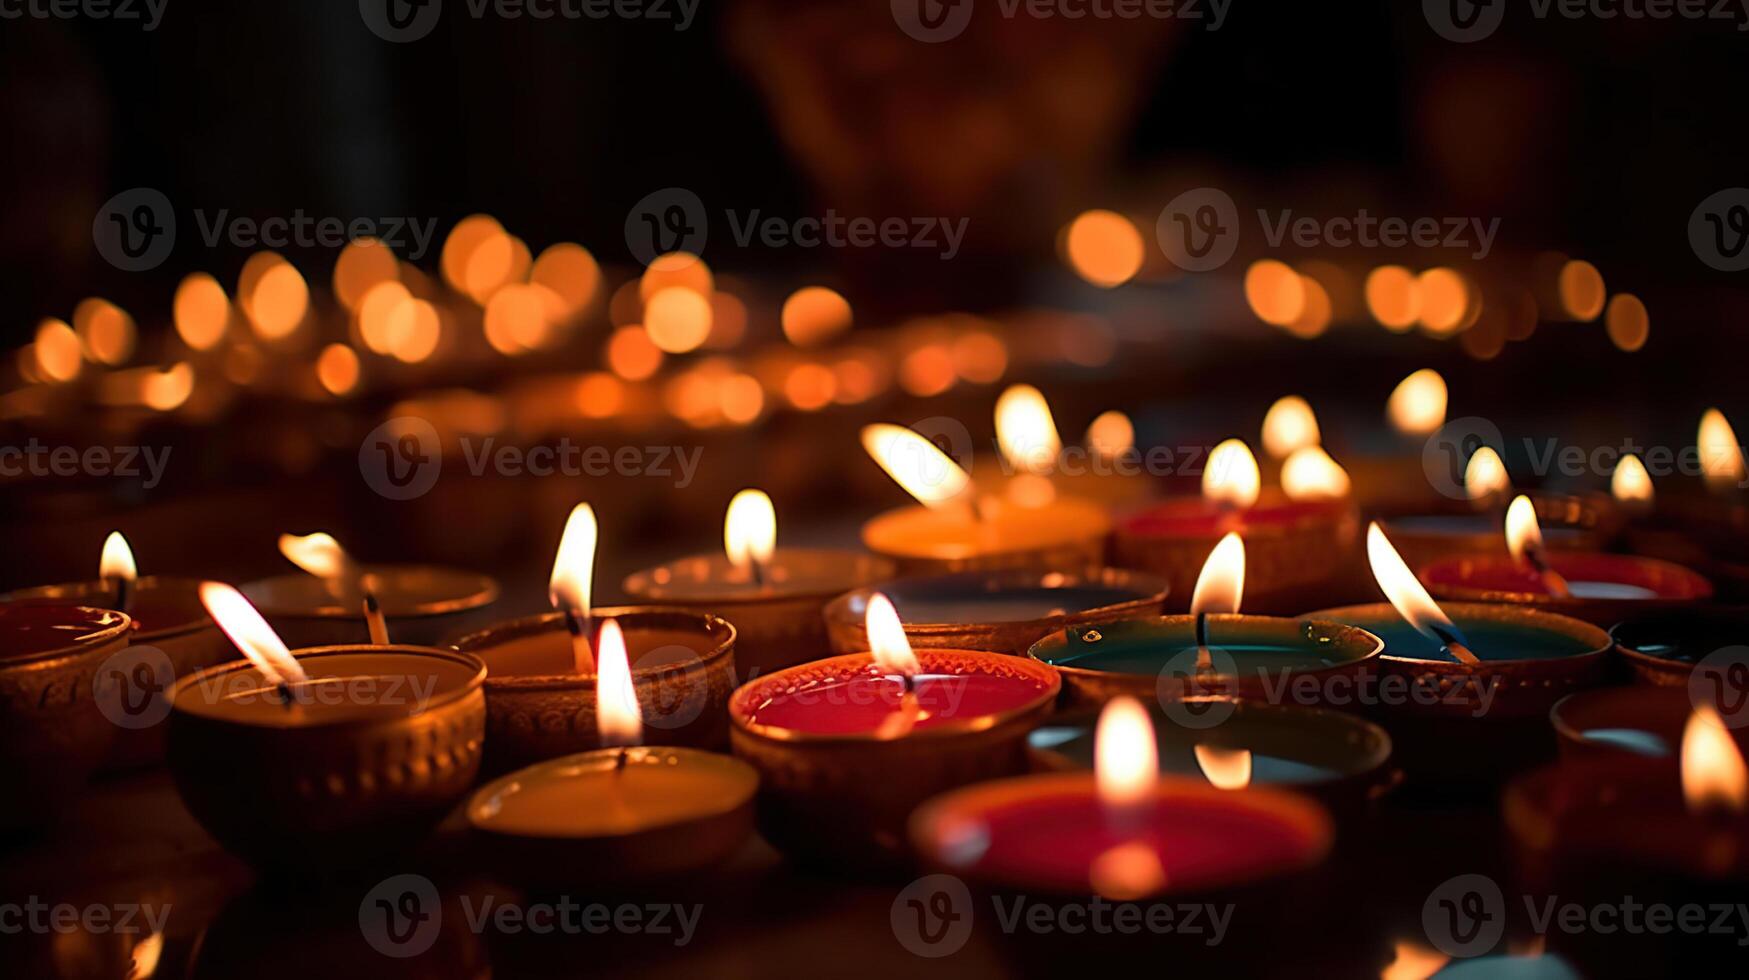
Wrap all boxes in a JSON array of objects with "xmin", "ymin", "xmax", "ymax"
[
  {"xmin": 1029, "ymin": 616, "xmax": 1378, "ymax": 675},
  {"xmin": 1357, "ymin": 619, "xmax": 1595, "ymax": 663}
]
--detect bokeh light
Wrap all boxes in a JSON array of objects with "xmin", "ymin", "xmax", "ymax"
[
  {"xmin": 1064, "ymin": 210, "xmax": 1145, "ymax": 288},
  {"xmin": 174, "ymin": 273, "xmax": 230, "ymax": 351}
]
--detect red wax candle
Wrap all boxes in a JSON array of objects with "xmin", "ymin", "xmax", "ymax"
[{"xmin": 1419, "ymin": 551, "xmax": 1712, "ymax": 627}]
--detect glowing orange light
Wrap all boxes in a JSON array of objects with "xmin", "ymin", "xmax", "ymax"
[
  {"xmin": 995, "ymin": 384, "xmax": 1062, "ymax": 476},
  {"xmin": 783, "ymin": 363, "xmax": 836, "ymax": 410},
  {"xmin": 951, "ymin": 332, "xmax": 1007, "ymax": 384},
  {"xmin": 529, "ymin": 242, "xmax": 600, "ymax": 318},
  {"xmin": 483, "ymin": 284, "xmax": 548, "ymax": 355},
  {"xmin": 1464, "ymin": 447, "xmax": 1510, "ymax": 503},
  {"xmin": 1606, "ymin": 293, "xmax": 1649, "ymax": 352},
  {"xmin": 781, "ymin": 286, "xmax": 853, "ymax": 347},
  {"xmin": 1202, "ymin": 439, "xmax": 1260, "ymax": 509},
  {"xmin": 34, "ymin": 319, "xmax": 82, "ymax": 382},
  {"xmin": 548, "ymin": 503, "xmax": 598, "ymax": 617},
  {"xmin": 638, "ymin": 252, "xmax": 712, "ymax": 301},
  {"xmin": 1612, "ymin": 454, "xmax": 1653, "ymax": 507},
  {"xmin": 574, "ymin": 372, "xmax": 624, "ymax": 419},
  {"xmin": 724, "ymin": 489, "xmax": 776, "ymax": 573},
  {"xmin": 1699, "ymin": 408, "xmax": 1744, "ymax": 495},
  {"xmin": 278, "ymin": 531, "xmax": 350, "ymax": 580},
  {"xmin": 1193, "ymin": 745, "xmax": 1253, "ymax": 790},
  {"xmin": 1558, "ymin": 260, "xmax": 1606, "ymax": 321},
  {"xmin": 333, "ymin": 238, "xmax": 399, "ymax": 312},
  {"xmin": 1096, "ymin": 695, "xmax": 1157, "ymax": 810},
  {"xmin": 100, "ymin": 532, "xmax": 137, "ymax": 584},
  {"xmin": 441, "ymin": 214, "xmax": 507, "ymax": 295},
  {"xmin": 1244, "ymin": 260, "xmax": 1307, "ymax": 327},
  {"xmin": 358, "ymin": 281, "xmax": 416, "ymax": 355},
  {"xmin": 240, "ymin": 254, "xmax": 308, "ymax": 340},
  {"xmin": 141, "ymin": 363, "xmax": 194, "ymax": 411},
  {"xmin": 719, "ymin": 373, "xmax": 764, "ymax": 424},
  {"xmin": 1416, "ymin": 268, "xmax": 1471, "ymax": 336},
  {"xmin": 865, "ymin": 592, "xmax": 921, "ymax": 678},
  {"xmin": 1064, "ymin": 210, "xmax": 1144, "ymax": 288},
  {"xmin": 1365, "ymin": 266, "xmax": 1421, "ymax": 332},
  {"xmin": 644, "ymin": 286, "xmax": 712, "ymax": 354},
  {"xmin": 174, "ymin": 273, "xmax": 230, "ymax": 351},
  {"xmin": 1191, "ymin": 533, "xmax": 1245, "ymax": 616},
  {"xmin": 606, "ymin": 325, "xmax": 663, "ymax": 381},
  {"xmin": 1682, "ymin": 705, "xmax": 1747, "ymax": 814},
  {"xmin": 1387, "ymin": 369, "xmax": 1446, "ymax": 436},
  {"xmin": 861, "ymin": 423, "xmax": 971, "ymax": 508},
  {"xmin": 1087, "ymin": 410, "xmax": 1134, "ymax": 463},
  {"xmin": 74, "ymin": 298, "xmax": 136, "ymax": 366},
  {"xmin": 1262, "ymin": 396, "xmax": 1320, "ymax": 459},
  {"xmin": 199, "ymin": 582, "xmax": 306, "ymax": 687},
  {"xmin": 595, "ymin": 619, "xmax": 642, "ymax": 746},
  {"xmin": 317, "ymin": 344, "xmax": 360, "ymax": 396},
  {"xmin": 1281, "ymin": 447, "xmax": 1351, "ymax": 500}
]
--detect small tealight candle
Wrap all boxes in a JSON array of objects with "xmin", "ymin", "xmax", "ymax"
[
  {"xmin": 624, "ymin": 489, "xmax": 895, "ymax": 677},
  {"xmin": 0, "ymin": 600, "xmax": 133, "ymax": 829},
  {"xmin": 728, "ymin": 592, "xmax": 1059, "ymax": 869},
  {"xmin": 1418, "ymin": 495, "xmax": 1712, "ymax": 627},
  {"xmin": 975, "ymin": 386, "xmax": 1151, "ymax": 508},
  {"xmin": 1549, "ymin": 686, "xmax": 1749, "ymax": 760},
  {"xmin": 1029, "ymin": 534, "xmax": 1382, "ymax": 708},
  {"xmin": 1110, "ymin": 438, "xmax": 1358, "ymax": 613},
  {"xmin": 859, "ymin": 422, "xmax": 1111, "ymax": 575},
  {"xmin": 1621, "ymin": 410, "xmax": 1749, "ymax": 600},
  {"xmin": 1611, "ymin": 607, "xmax": 1749, "ymax": 686},
  {"xmin": 823, "ymin": 567, "xmax": 1168, "ymax": 657},
  {"xmin": 467, "ymin": 620, "xmax": 758, "ymax": 890},
  {"xmin": 169, "ymin": 583, "xmax": 487, "ymax": 875}
]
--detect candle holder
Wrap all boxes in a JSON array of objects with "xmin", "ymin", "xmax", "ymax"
[
  {"xmin": 241, "ymin": 565, "xmax": 500, "ymax": 648},
  {"xmin": 466, "ymin": 746, "xmax": 758, "ymax": 891},
  {"xmin": 451, "ymin": 607, "xmax": 737, "ymax": 774},
  {"xmin": 1610, "ymin": 607, "xmax": 1749, "ymax": 686},
  {"xmin": 727, "ymin": 648, "xmax": 1058, "ymax": 872},
  {"xmin": 166, "ymin": 644, "xmax": 487, "ymax": 876},
  {"xmin": 0, "ymin": 602, "xmax": 132, "ymax": 829},
  {"xmin": 1110, "ymin": 491, "xmax": 1359, "ymax": 613},
  {"xmin": 1623, "ymin": 495, "xmax": 1749, "ymax": 601},
  {"xmin": 823, "ymin": 567, "xmax": 1168, "ymax": 658},
  {"xmin": 861, "ymin": 495, "xmax": 1111, "ymax": 576},
  {"xmin": 1417, "ymin": 551, "xmax": 1713, "ymax": 628},
  {"xmin": 1548, "ymin": 686, "xmax": 1749, "ymax": 760},
  {"xmin": 1026, "ymin": 614, "xmax": 1383, "ymax": 709},
  {"xmin": 3, "ymin": 575, "xmax": 223, "ymax": 768},
  {"xmin": 623, "ymin": 549, "xmax": 895, "ymax": 678},
  {"xmin": 1372, "ymin": 491, "xmax": 1620, "ymax": 573}
]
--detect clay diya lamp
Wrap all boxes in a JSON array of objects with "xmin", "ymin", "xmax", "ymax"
[
  {"xmin": 1308, "ymin": 523, "xmax": 1613, "ymax": 790},
  {"xmin": 859, "ymin": 422, "xmax": 1110, "ymax": 575},
  {"xmin": 1, "ymin": 532, "xmax": 225, "ymax": 767},
  {"xmin": 467, "ymin": 619, "xmax": 758, "ymax": 890},
  {"xmin": 243, "ymin": 531, "xmax": 499, "ymax": 649},
  {"xmin": 0, "ymin": 601, "xmax": 132, "ymax": 829},
  {"xmin": 823, "ymin": 566, "xmax": 1168, "ymax": 658},
  {"xmin": 971, "ymin": 385, "xmax": 1152, "ymax": 511},
  {"xmin": 167, "ymin": 584, "xmax": 486, "ymax": 876},
  {"xmin": 1612, "ymin": 607, "xmax": 1749, "ymax": 687},
  {"xmin": 1504, "ymin": 706, "xmax": 1749, "ymax": 976},
  {"xmin": 1419, "ymin": 495, "xmax": 1712, "ymax": 628},
  {"xmin": 451, "ymin": 503, "xmax": 737, "ymax": 773},
  {"xmin": 1027, "ymin": 697, "xmax": 1396, "ymax": 820},
  {"xmin": 1619, "ymin": 414, "xmax": 1749, "ymax": 600},
  {"xmin": 1030, "ymin": 534, "xmax": 1383, "ymax": 709},
  {"xmin": 728, "ymin": 593, "xmax": 1058, "ymax": 872},
  {"xmin": 1110, "ymin": 438, "xmax": 1359, "ymax": 614},
  {"xmin": 1550, "ymin": 685, "xmax": 1749, "ymax": 761},
  {"xmin": 624, "ymin": 488, "xmax": 895, "ymax": 678}
]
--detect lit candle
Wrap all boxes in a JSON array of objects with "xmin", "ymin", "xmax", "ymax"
[
  {"xmin": 467, "ymin": 619, "xmax": 758, "ymax": 889},
  {"xmin": 169, "ymin": 583, "xmax": 486, "ymax": 875},
  {"xmin": 1611, "ymin": 607, "xmax": 1749, "ymax": 686},
  {"xmin": 859, "ymin": 421, "xmax": 1110, "ymax": 575},
  {"xmin": 727, "ymin": 592, "xmax": 1059, "ymax": 869},
  {"xmin": 1548, "ymin": 685, "xmax": 1749, "ymax": 761},
  {"xmin": 1621, "ymin": 408, "xmax": 1749, "ymax": 600},
  {"xmin": 624, "ymin": 489, "xmax": 895, "ymax": 677}
]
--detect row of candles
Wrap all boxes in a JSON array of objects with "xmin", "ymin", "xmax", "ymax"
[{"xmin": 4, "ymin": 385, "xmax": 1746, "ymax": 972}]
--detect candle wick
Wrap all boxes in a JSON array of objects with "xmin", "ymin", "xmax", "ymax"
[
  {"xmin": 1194, "ymin": 612, "xmax": 1213, "ymax": 674},
  {"xmin": 109, "ymin": 576, "xmax": 134, "ymax": 615},
  {"xmin": 968, "ymin": 495, "xmax": 992, "ymax": 524},
  {"xmin": 275, "ymin": 681, "xmax": 294, "ymax": 708},
  {"xmin": 363, "ymin": 591, "xmax": 390, "ymax": 645},
  {"xmin": 1522, "ymin": 545, "xmax": 1573, "ymax": 599},
  {"xmin": 749, "ymin": 556, "xmax": 766, "ymax": 588},
  {"xmin": 1429, "ymin": 624, "xmax": 1482, "ymax": 667},
  {"xmin": 615, "ymin": 746, "xmax": 628, "ymax": 772},
  {"xmin": 565, "ymin": 609, "xmax": 596, "ymax": 673}
]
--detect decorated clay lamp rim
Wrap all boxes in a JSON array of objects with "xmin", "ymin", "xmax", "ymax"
[
  {"xmin": 450, "ymin": 606, "xmax": 736, "ymax": 692},
  {"xmin": 1025, "ymin": 614, "xmax": 1385, "ymax": 687},
  {"xmin": 1371, "ymin": 489, "xmax": 1621, "ymax": 537},
  {"xmin": 1416, "ymin": 552, "xmax": 1714, "ymax": 609},
  {"xmin": 1115, "ymin": 489, "xmax": 1354, "ymax": 541},
  {"xmin": 465, "ymin": 746, "xmax": 759, "ymax": 837},
  {"xmin": 3, "ymin": 575, "xmax": 211, "ymax": 644},
  {"xmin": 862, "ymin": 496, "xmax": 1113, "ymax": 560},
  {"xmin": 622, "ymin": 548, "xmax": 898, "ymax": 606},
  {"xmin": 0, "ymin": 601, "xmax": 135, "ymax": 666},
  {"xmin": 727, "ymin": 648, "xmax": 1060, "ymax": 745},
  {"xmin": 823, "ymin": 567, "xmax": 1170, "ymax": 636},
  {"xmin": 241, "ymin": 566, "xmax": 501, "ymax": 620},
  {"xmin": 1609, "ymin": 606, "xmax": 1749, "ymax": 683},
  {"xmin": 169, "ymin": 645, "xmax": 488, "ymax": 728},
  {"xmin": 1305, "ymin": 601, "xmax": 1613, "ymax": 676},
  {"xmin": 1546, "ymin": 686, "xmax": 1706, "ymax": 759}
]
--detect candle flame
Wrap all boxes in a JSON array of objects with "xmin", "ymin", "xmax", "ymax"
[
  {"xmin": 1380, "ymin": 940, "xmax": 1449, "ymax": 980},
  {"xmin": 1086, "ymin": 410, "xmax": 1134, "ymax": 463},
  {"xmin": 1190, "ymin": 533, "xmax": 1245, "ymax": 617},
  {"xmin": 860, "ymin": 423, "xmax": 971, "ymax": 508},
  {"xmin": 724, "ymin": 488, "xmax": 777, "ymax": 572},
  {"xmin": 548, "ymin": 503, "xmax": 598, "ymax": 614},
  {"xmin": 128, "ymin": 930, "xmax": 164, "ymax": 980},
  {"xmin": 1464, "ymin": 447, "xmax": 1510, "ymax": 503},
  {"xmin": 199, "ymin": 581, "xmax": 307, "ymax": 687},
  {"xmin": 1682, "ymin": 705, "xmax": 1747, "ymax": 814},
  {"xmin": 1366, "ymin": 523, "xmax": 1465, "ymax": 652},
  {"xmin": 278, "ymin": 531, "xmax": 349, "ymax": 580},
  {"xmin": 594, "ymin": 619, "xmax": 642, "ymax": 747},
  {"xmin": 1504, "ymin": 495, "xmax": 1544, "ymax": 565},
  {"xmin": 1699, "ymin": 408, "xmax": 1745, "ymax": 495},
  {"xmin": 1387, "ymin": 369, "xmax": 1447, "ymax": 436},
  {"xmin": 1261, "ymin": 395, "xmax": 1320, "ymax": 459},
  {"xmin": 995, "ymin": 384, "xmax": 1062, "ymax": 475},
  {"xmin": 1281, "ymin": 446, "xmax": 1351, "ymax": 501},
  {"xmin": 1095, "ymin": 696, "xmax": 1157, "ymax": 810},
  {"xmin": 1202, "ymin": 438, "xmax": 1261, "ymax": 509},
  {"xmin": 1612, "ymin": 453, "xmax": 1654, "ymax": 506},
  {"xmin": 100, "ymin": 531, "xmax": 137, "ymax": 583},
  {"xmin": 865, "ymin": 592, "xmax": 920, "ymax": 678},
  {"xmin": 1193, "ymin": 744, "xmax": 1253, "ymax": 790}
]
